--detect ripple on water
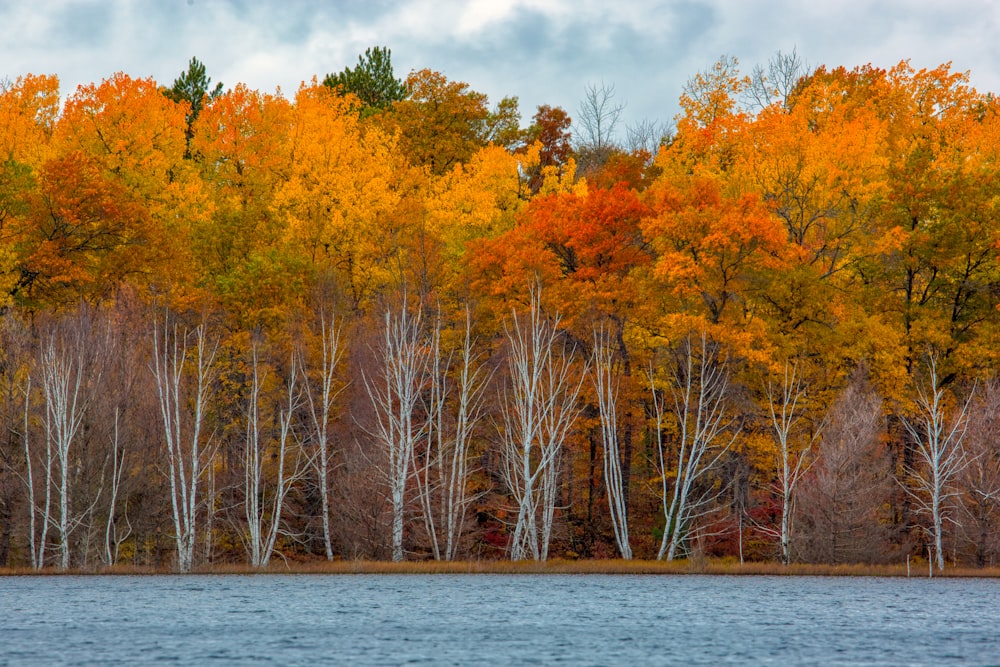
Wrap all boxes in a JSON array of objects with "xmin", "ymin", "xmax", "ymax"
[{"xmin": 1, "ymin": 574, "xmax": 999, "ymax": 666}]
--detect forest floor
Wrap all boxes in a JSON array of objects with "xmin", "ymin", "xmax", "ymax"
[{"xmin": 4, "ymin": 559, "xmax": 1000, "ymax": 577}]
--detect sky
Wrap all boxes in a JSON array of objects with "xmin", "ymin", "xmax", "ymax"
[{"xmin": 4, "ymin": 0, "xmax": 1000, "ymax": 138}]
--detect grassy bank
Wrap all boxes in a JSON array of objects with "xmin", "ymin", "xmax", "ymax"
[{"xmin": 4, "ymin": 558, "xmax": 1000, "ymax": 577}]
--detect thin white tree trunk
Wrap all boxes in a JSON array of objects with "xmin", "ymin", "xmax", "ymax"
[
  {"xmin": 103, "ymin": 408, "xmax": 130, "ymax": 567},
  {"xmin": 592, "ymin": 324, "xmax": 632, "ymax": 559},
  {"xmin": 152, "ymin": 316, "xmax": 217, "ymax": 573},
  {"xmin": 300, "ymin": 310, "xmax": 344, "ymax": 561},
  {"xmin": 765, "ymin": 361, "xmax": 821, "ymax": 565},
  {"xmin": 901, "ymin": 353, "xmax": 974, "ymax": 571},
  {"xmin": 412, "ymin": 309, "xmax": 489, "ymax": 561},
  {"xmin": 499, "ymin": 288, "xmax": 584, "ymax": 561},
  {"xmin": 38, "ymin": 327, "xmax": 105, "ymax": 570},
  {"xmin": 650, "ymin": 333, "xmax": 736, "ymax": 561},
  {"xmin": 244, "ymin": 344, "xmax": 302, "ymax": 568},
  {"xmin": 363, "ymin": 297, "xmax": 428, "ymax": 562}
]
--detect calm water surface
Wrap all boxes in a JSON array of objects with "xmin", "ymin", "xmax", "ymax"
[{"xmin": 1, "ymin": 574, "xmax": 998, "ymax": 665}]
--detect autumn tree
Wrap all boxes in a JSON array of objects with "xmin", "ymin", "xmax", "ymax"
[
  {"xmin": 273, "ymin": 82, "xmax": 406, "ymax": 315},
  {"xmin": 49, "ymin": 72, "xmax": 203, "ymax": 303},
  {"xmin": 525, "ymin": 104, "xmax": 572, "ymax": 189},
  {"xmin": 391, "ymin": 69, "xmax": 522, "ymax": 174},
  {"xmin": 189, "ymin": 83, "xmax": 296, "ymax": 322}
]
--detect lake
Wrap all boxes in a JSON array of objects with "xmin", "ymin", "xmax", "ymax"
[{"xmin": 1, "ymin": 574, "xmax": 998, "ymax": 665}]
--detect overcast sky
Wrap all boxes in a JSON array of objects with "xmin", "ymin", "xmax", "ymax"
[{"xmin": 4, "ymin": 0, "xmax": 1000, "ymax": 137}]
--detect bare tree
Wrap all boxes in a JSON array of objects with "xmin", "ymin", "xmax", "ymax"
[
  {"xmin": 650, "ymin": 333, "xmax": 737, "ymax": 561},
  {"xmin": 624, "ymin": 118, "xmax": 672, "ymax": 157},
  {"xmin": 958, "ymin": 378, "xmax": 1000, "ymax": 565},
  {"xmin": 413, "ymin": 309, "xmax": 489, "ymax": 560},
  {"xmin": 298, "ymin": 308, "xmax": 345, "ymax": 560},
  {"xmin": 744, "ymin": 47, "xmax": 809, "ymax": 112},
  {"xmin": 575, "ymin": 81, "xmax": 625, "ymax": 172},
  {"xmin": 499, "ymin": 289, "xmax": 586, "ymax": 561},
  {"xmin": 151, "ymin": 313, "xmax": 218, "ymax": 573},
  {"xmin": 762, "ymin": 361, "xmax": 822, "ymax": 564},
  {"xmin": 362, "ymin": 295, "xmax": 429, "ymax": 562},
  {"xmin": 591, "ymin": 323, "xmax": 632, "ymax": 559},
  {"xmin": 794, "ymin": 368, "xmax": 893, "ymax": 564},
  {"xmin": 901, "ymin": 353, "xmax": 975, "ymax": 571},
  {"xmin": 242, "ymin": 342, "xmax": 304, "ymax": 568}
]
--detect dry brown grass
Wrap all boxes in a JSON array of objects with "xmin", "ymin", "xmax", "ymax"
[{"xmin": 5, "ymin": 558, "xmax": 1000, "ymax": 577}]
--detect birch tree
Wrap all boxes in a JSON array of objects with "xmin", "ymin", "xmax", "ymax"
[
  {"xmin": 35, "ymin": 310, "xmax": 110, "ymax": 569},
  {"xmin": 151, "ymin": 314, "xmax": 218, "ymax": 573},
  {"xmin": 763, "ymin": 361, "xmax": 822, "ymax": 564},
  {"xmin": 413, "ymin": 309, "xmax": 489, "ymax": 560},
  {"xmin": 651, "ymin": 333, "xmax": 737, "ymax": 561},
  {"xmin": 102, "ymin": 408, "xmax": 129, "ymax": 567},
  {"xmin": 901, "ymin": 353, "xmax": 975, "ymax": 571},
  {"xmin": 591, "ymin": 323, "xmax": 632, "ymax": 559},
  {"xmin": 242, "ymin": 342, "xmax": 304, "ymax": 568},
  {"xmin": 21, "ymin": 375, "xmax": 52, "ymax": 570},
  {"xmin": 298, "ymin": 308, "xmax": 344, "ymax": 560},
  {"xmin": 499, "ymin": 290, "xmax": 585, "ymax": 561},
  {"xmin": 363, "ymin": 297, "xmax": 428, "ymax": 562}
]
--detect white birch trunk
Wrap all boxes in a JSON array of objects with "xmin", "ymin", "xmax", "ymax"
[
  {"xmin": 37, "ymin": 325, "xmax": 106, "ymax": 570},
  {"xmin": 299, "ymin": 310, "xmax": 344, "ymax": 561},
  {"xmin": 363, "ymin": 297, "xmax": 428, "ymax": 562},
  {"xmin": 244, "ymin": 343, "xmax": 303, "ymax": 568},
  {"xmin": 901, "ymin": 353, "xmax": 973, "ymax": 571},
  {"xmin": 765, "ymin": 361, "xmax": 821, "ymax": 565},
  {"xmin": 650, "ymin": 333, "xmax": 736, "ymax": 561},
  {"xmin": 499, "ymin": 289, "xmax": 584, "ymax": 561},
  {"xmin": 151, "ymin": 315, "xmax": 217, "ymax": 573},
  {"xmin": 592, "ymin": 324, "xmax": 632, "ymax": 559},
  {"xmin": 412, "ymin": 310, "xmax": 489, "ymax": 560},
  {"xmin": 103, "ymin": 408, "xmax": 130, "ymax": 567}
]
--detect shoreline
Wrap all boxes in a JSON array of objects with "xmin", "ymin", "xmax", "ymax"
[{"xmin": 4, "ymin": 559, "xmax": 1000, "ymax": 578}]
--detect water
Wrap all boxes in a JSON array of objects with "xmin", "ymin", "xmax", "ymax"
[{"xmin": 1, "ymin": 574, "xmax": 998, "ymax": 666}]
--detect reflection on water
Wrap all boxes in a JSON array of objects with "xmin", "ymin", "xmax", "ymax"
[{"xmin": 2, "ymin": 574, "xmax": 998, "ymax": 666}]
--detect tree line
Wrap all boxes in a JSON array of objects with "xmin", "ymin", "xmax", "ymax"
[{"xmin": 0, "ymin": 49, "xmax": 998, "ymax": 570}]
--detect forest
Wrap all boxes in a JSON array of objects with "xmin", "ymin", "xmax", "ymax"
[{"xmin": 0, "ymin": 48, "xmax": 998, "ymax": 572}]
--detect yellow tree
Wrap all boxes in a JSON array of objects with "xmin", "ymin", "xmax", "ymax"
[
  {"xmin": 273, "ymin": 81, "xmax": 411, "ymax": 314},
  {"xmin": 423, "ymin": 143, "xmax": 535, "ymax": 303},
  {"xmin": 189, "ymin": 83, "xmax": 296, "ymax": 323},
  {"xmin": 858, "ymin": 63, "xmax": 1000, "ymax": 380},
  {"xmin": 733, "ymin": 70, "xmax": 890, "ymax": 364},
  {"xmin": 390, "ymin": 69, "xmax": 522, "ymax": 175}
]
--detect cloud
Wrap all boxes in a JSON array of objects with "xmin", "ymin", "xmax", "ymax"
[{"xmin": 3, "ymin": 0, "xmax": 1000, "ymax": 138}]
